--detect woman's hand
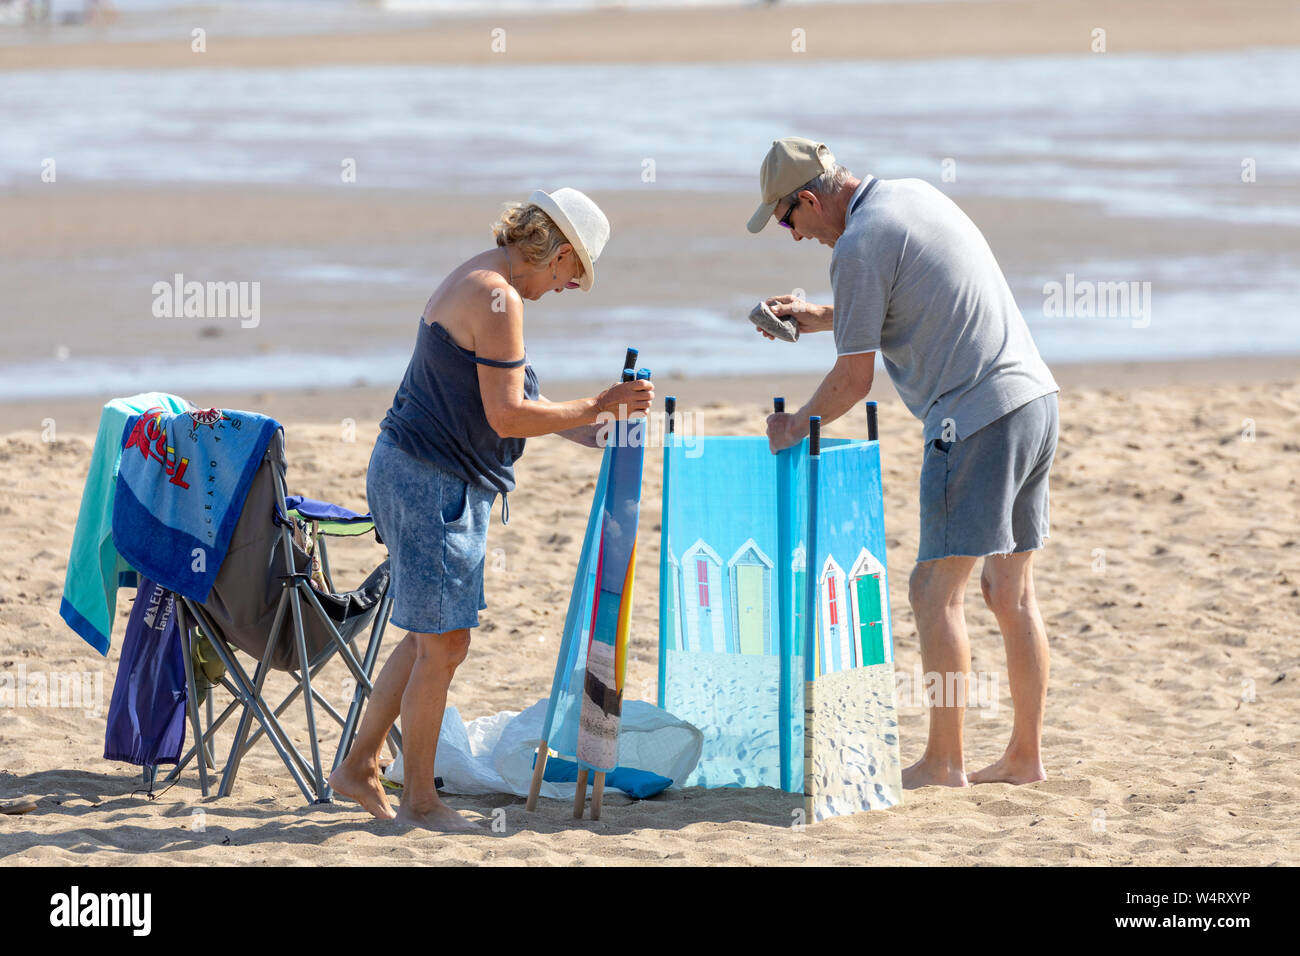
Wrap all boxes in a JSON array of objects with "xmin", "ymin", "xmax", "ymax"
[
  {"xmin": 755, "ymin": 295, "xmax": 833, "ymax": 339},
  {"xmin": 596, "ymin": 378, "xmax": 655, "ymax": 419}
]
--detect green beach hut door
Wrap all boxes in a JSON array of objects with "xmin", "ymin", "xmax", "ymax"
[
  {"xmin": 848, "ymin": 548, "xmax": 887, "ymax": 667},
  {"xmin": 727, "ymin": 539, "xmax": 774, "ymax": 656}
]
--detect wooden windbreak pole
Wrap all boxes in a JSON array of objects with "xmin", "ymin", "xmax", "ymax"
[
  {"xmin": 573, "ymin": 768, "xmax": 589, "ymax": 818},
  {"xmin": 526, "ymin": 742, "xmax": 548, "ymax": 812}
]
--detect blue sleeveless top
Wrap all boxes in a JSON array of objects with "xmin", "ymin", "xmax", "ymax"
[{"xmin": 379, "ymin": 318, "xmax": 540, "ymax": 498}]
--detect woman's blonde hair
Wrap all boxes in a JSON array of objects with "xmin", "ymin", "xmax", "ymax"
[{"xmin": 492, "ymin": 202, "xmax": 582, "ymax": 275}]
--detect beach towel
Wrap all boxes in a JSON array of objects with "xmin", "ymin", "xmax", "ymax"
[
  {"xmin": 60, "ymin": 392, "xmax": 192, "ymax": 656},
  {"xmin": 112, "ymin": 407, "xmax": 280, "ymax": 603},
  {"xmin": 103, "ymin": 575, "xmax": 187, "ymax": 767}
]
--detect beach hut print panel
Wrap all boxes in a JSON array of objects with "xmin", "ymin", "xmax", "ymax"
[
  {"xmin": 680, "ymin": 539, "xmax": 726, "ymax": 654},
  {"xmin": 848, "ymin": 547, "xmax": 890, "ymax": 667},
  {"xmin": 658, "ymin": 426, "xmax": 902, "ymax": 813},
  {"xmin": 727, "ymin": 539, "xmax": 774, "ymax": 656}
]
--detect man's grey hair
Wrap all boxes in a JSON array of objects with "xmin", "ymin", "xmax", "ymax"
[{"xmin": 780, "ymin": 163, "xmax": 854, "ymax": 208}]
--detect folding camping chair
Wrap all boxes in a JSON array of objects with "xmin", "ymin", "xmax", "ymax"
[{"xmin": 160, "ymin": 430, "xmax": 401, "ymax": 804}]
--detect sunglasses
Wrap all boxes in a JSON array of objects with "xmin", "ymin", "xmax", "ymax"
[{"xmin": 777, "ymin": 198, "xmax": 799, "ymax": 229}]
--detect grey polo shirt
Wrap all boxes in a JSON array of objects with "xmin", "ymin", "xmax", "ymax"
[{"xmin": 831, "ymin": 176, "xmax": 1058, "ymax": 441}]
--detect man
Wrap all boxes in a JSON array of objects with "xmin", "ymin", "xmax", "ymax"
[{"xmin": 750, "ymin": 137, "xmax": 1059, "ymax": 788}]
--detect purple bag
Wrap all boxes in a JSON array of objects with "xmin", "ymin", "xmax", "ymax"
[{"xmin": 103, "ymin": 576, "xmax": 187, "ymax": 766}]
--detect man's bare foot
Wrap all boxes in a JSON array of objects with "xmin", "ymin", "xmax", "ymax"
[
  {"xmin": 902, "ymin": 757, "xmax": 968, "ymax": 789},
  {"xmin": 328, "ymin": 762, "xmax": 396, "ymax": 820},
  {"xmin": 395, "ymin": 798, "xmax": 483, "ymax": 833},
  {"xmin": 969, "ymin": 753, "xmax": 1046, "ymax": 785}
]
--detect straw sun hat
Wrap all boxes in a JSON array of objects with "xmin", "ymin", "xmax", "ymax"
[{"xmin": 526, "ymin": 187, "xmax": 609, "ymax": 292}]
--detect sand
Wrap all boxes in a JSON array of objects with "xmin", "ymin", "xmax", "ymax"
[
  {"xmin": 809, "ymin": 664, "xmax": 903, "ymax": 821},
  {"xmin": 1, "ymin": 370, "xmax": 1297, "ymax": 865}
]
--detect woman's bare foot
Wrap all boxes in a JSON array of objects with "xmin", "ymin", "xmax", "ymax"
[
  {"xmin": 328, "ymin": 761, "xmax": 396, "ymax": 820},
  {"xmin": 901, "ymin": 756, "xmax": 969, "ymax": 789},
  {"xmin": 395, "ymin": 797, "xmax": 483, "ymax": 833},
  {"xmin": 969, "ymin": 752, "xmax": 1046, "ymax": 785}
]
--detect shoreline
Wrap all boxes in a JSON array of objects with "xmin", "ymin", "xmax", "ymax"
[
  {"xmin": 3, "ymin": 354, "xmax": 1296, "ymax": 436},
  {"xmin": 2, "ymin": 0, "xmax": 1299, "ymax": 70}
]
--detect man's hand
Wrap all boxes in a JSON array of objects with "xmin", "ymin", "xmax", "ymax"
[
  {"xmin": 754, "ymin": 295, "xmax": 833, "ymax": 340},
  {"xmin": 766, "ymin": 412, "xmax": 808, "ymax": 454}
]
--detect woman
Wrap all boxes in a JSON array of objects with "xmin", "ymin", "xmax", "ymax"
[{"xmin": 329, "ymin": 188, "xmax": 653, "ymax": 831}]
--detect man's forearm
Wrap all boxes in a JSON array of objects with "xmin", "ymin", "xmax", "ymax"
[{"xmin": 795, "ymin": 357, "xmax": 873, "ymax": 431}]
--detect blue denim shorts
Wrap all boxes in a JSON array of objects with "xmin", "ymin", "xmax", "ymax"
[
  {"xmin": 918, "ymin": 392, "xmax": 1059, "ymax": 562},
  {"xmin": 366, "ymin": 432, "xmax": 495, "ymax": 633}
]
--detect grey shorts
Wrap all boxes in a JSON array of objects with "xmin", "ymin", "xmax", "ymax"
[
  {"xmin": 366, "ymin": 432, "xmax": 494, "ymax": 633},
  {"xmin": 918, "ymin": 392, "xmax": 1059, "ymax": 563}
]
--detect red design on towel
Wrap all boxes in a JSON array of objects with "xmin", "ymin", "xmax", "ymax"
[{"xmin": 123, "ymin": 407, "xmax": 191, "ymax": 489}]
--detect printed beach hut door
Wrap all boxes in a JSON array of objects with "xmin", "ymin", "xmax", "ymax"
[
  {"xmin": 664, "ymin": 538, "xmax": 683, "ymax": 652},
  {"xmin": 848, "ymin": 547, "xmax": 888, "ymax": 667},
  {"xmin": 791, "ymin": 545, "xmax": 806, "ymax": 659},
  {"xmin": 728, "ymin": 539, "xmax": 774, "ymax": 656},
  {"xmin": 681, "ymin": 540, "xmax": 725, "ymax": 653},
  {"xmin": 818, "ymin": 556, "xmax": 850, "ymax": 675}
]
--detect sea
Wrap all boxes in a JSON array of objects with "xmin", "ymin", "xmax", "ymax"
[{"xmin": 1, "ymin": 4, "xmax": 1296, "ymax": 398}]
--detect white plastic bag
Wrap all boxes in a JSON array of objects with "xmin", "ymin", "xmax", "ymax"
[{"xmin": 383, "ymin": 699, "xmax": 702, "ymax": 800}]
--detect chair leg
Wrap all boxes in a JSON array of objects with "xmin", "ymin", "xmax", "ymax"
[
  {"xmin": 332, "ymin": 591, "xmax": 393, "ymax": 775},
  {"xmin": 238, "ymin": 658, "xmax": 353, "ymax": 788},
  {"xmin": 189, "ymin": 599, "xmax": 316, "ymax": 804},
  {"xmin": 289, "ymin": 585, "xmax": 328, "ymax": 802},
  {"xmin": 219, "ymin": 591, "xmax": 288, "ymax": 797},
  {"xmin": 205, "ymin": 692, "xmax": 215, "ymax": 765},
  {"xmin": 177, "ymin": 602, "xmax": 210, "ymax": 798},
  {"xmin": 164, "ymin": 686, "xmax": 240, "ymax": 783}
]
